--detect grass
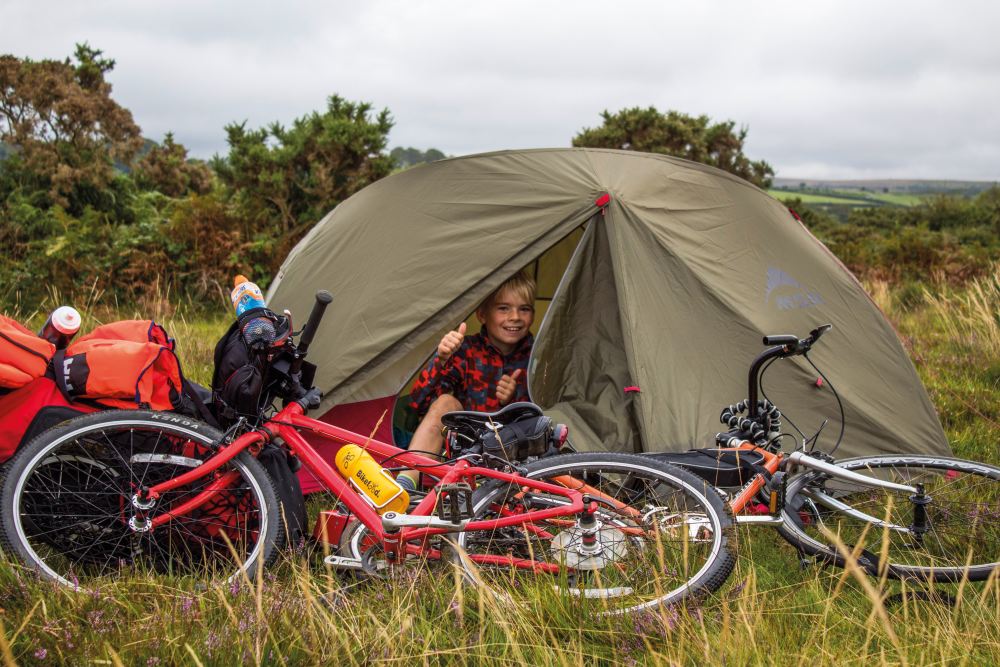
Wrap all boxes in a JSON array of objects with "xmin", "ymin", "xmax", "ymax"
[{"xmin": 1, "ymin": 278, "xmax": 998, "ymax": 665}]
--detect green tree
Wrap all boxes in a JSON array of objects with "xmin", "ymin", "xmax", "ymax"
[
  {"xmin": 391, "ymin": 146, "xmax": 446, "ymax": 168},
  {"xmin": 214, "ymin": 94, "xmax": 393, "ymax": 254},
  {"xmin": 0, "ymin": 44, "xmax": 143, "ymax": 212},
  {"xmin": 132, "ymin": 132, "xmax": 213, "ymax": 198},
  {"xmin": 573, "ymin": 107, "xmax": 774, "ymax": 188}
]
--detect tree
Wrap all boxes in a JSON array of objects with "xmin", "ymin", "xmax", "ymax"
[
  {"xmin": 132, "ymin": 132, "xmax": 213, "ymax": 198},
  {"xmin": 573, "ymin": 107, "xmax": 774, "ymax": 188},
  {"xmin": 391, "ymin": 146, "xmax": 446, "ymax": 169},
  {"xmin": 0, "ymin": 44, "xmax": 143, "ymax": 211},
  {"xmin": 214, "ymin": 95, "xmax": 393, "ymax": 253}
]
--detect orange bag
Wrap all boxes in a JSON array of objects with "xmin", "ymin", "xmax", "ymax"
[
  {"xmin": 55, "ymin": 320, "xmax": 184, "ymax": 410},
  {"xmin": 0, "ymin": 315, "xmax": 55, "ymax": 389}
]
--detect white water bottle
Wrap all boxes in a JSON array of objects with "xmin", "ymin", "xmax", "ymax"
[{"xmin": 38, "ymin": 306, "xmax": 81, "ymax": 350}]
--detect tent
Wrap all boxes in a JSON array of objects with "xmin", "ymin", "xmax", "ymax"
[{"xmin": 268, "ymin": 148, "xmax": 950, "ymax": 466}]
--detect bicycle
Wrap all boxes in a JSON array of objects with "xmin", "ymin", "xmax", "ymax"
[
  {"xmin": 0, "ymin": 291, "xmax": 735, "ymax": 614},
  {"xmin": 649, "ymin": 324, "xmax": 1000, "ymax": 582}
]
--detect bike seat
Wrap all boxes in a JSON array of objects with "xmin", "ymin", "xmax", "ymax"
[{"xmin": 440, "ymin": 402, "xmax": 544, "ymax": 432}]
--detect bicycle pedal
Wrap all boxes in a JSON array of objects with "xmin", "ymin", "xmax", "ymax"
[
  {"xmin": 766, "ymin": 471, "xmax": 787, "ymax": 514},
  {"xmin": 323, "ymin": 555, "xmax": 366, "ymax": 571},
  {"xmin": 435, "ymin": 482, "xmax": 474, "ymax": 523}
]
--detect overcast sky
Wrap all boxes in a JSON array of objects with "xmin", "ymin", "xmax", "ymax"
[{"xmin": 4, "ymin": 0, "xmax": 999, "ymax": 180}]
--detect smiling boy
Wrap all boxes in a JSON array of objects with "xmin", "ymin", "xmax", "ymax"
[{"xmin": 399, "ymin": 271, "xmax": 536, "ymax": 489}]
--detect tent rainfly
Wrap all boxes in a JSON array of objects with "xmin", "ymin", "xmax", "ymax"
[{"xmin": 268, "ymin": 148, "xmax": 950, "ymax": 466}]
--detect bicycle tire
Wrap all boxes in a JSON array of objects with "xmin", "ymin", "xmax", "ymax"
[
  {"xmin": 0, "ymin": 410, "xmax": 283, "ymax": 590},
  {"xmin": 459, "ymin": 452, "xmax": 736, "ymax": 614},
  {"xmin": 778, "ymin": 455, "xmax": 1000, "ymax": 582}
]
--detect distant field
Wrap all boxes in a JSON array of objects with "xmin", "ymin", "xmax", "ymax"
[
  {"xmin": 768, "ymin": 187, "xmax": 925, "ymax": 210},
  {"xmin": 769, "ymin": 190, "xmax": 871, "ymax": 206},
  {"xmin": 852, "ymin": 190, "xmax": 924, "ymax": 206}
]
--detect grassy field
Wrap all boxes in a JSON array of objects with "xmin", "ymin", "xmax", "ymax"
[
  {"xmin": 1, "ymin": 273, "xmax": 998, "ymax": 666},
  {"xmin": 768, "ymin": 189, "xmax": 925, "ymax": 209}
]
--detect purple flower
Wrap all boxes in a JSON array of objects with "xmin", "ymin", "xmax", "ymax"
[{"xmin": 34, "ymin": 648, "xmax": 47, "ymax": 660}]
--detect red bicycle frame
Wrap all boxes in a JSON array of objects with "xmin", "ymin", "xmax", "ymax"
[{"xmin": 139, "ymin": 401, "xmax": 596, "ymax": 572}]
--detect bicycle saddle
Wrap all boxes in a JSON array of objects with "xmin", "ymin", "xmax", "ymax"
[{"xmin": 440, "ymin": 402, "xmax": 544, "ymax": 432}]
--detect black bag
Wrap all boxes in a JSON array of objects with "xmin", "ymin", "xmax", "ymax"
[
  {"xmin": 644, "ymin": 448, "xmax": 769, "ymax": 487},
  {"xmin": 258, "ymin": 443, "xmax": 307, "ymax": 544},
  {"xmin": 211, "ymin": 316, "xmax": 265, "ymax": 426},
  {"xmin": 480, "ymin": 415, "xmax": 553, "ymax": 462},
  {"xmin": 211, "ymin": 309, "xmax": 297, "ymax": 426}
]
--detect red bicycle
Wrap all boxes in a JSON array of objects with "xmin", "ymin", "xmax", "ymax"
[{"xmin": 0, "ymin": 292, "xmax": 734, "ymax": 614}]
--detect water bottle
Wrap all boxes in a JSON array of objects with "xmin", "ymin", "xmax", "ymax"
[
  {"xmin": 334, "ymin": 444, "xmax": 409, "ymax": 515},
  {"xmin": 231, "ymin": 275, "xmax": 276, "ymax": 348},
  {"xmin": 38, "ymin": 306, "xmax": 81, "ymax": 350}
]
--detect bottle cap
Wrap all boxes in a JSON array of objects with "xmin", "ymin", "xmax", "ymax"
[{"xmin": 50, "ymin": 306, "xmax": 81, "ymax": 335}]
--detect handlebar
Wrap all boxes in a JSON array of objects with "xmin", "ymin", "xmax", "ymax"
[
  {"xmin": 284, "ymin": 290, "xmax": 332, "ymax": 404},
  {"xmin": 297, "ymin": 290, "xmax": 333, "ymax": 356},
  {"xmin": 748, "ymin": 323, "xmax": 832, "ymax": 418}
]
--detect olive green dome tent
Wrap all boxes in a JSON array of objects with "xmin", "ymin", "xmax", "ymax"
[{"xmin": 268, "ymin": 148, "xmax": 949, "ymax": 461}]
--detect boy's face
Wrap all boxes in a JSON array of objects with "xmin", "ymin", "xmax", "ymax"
[{"xmin": 477, "ymin": 287, "xmax": 534, "ymax": 355}]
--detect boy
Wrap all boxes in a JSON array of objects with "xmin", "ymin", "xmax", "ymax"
[{"xmin": 398, "ymin": 271, "xmax": 536, "ymax": 490}]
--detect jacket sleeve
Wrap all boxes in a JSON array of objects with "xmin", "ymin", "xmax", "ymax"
[{"xmin": 408, "ymin": 349, "xmax": 466, "ymax": 416}]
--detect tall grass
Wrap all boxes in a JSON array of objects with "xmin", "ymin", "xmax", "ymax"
[
  {"xmin": 923, "ymin": 266, "xmax": 1000, "ymax": 359},
  {"xmin": 0, "ymin": 280, "xmax": 998, "ymax": 665}
]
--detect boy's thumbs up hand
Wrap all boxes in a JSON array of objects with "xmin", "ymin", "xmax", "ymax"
[
  {"xmin": 437, "ymin": 321, "xmax": 467, "ymax": 365},
  {"xmin": 496, "ymin": 368, "xmax": 524, "ymax": 405}
]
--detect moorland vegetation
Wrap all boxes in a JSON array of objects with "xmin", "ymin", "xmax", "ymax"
[
  {"xmin": 7, "ymin": 45, "xmax": 995, "ymax": 317},
  {"xmin": 1, "ymin": 44, "xmax": 999, "ymax": 666}
]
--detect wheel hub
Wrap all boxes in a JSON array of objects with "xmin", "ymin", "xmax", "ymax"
[{"xmin": 549, "ymin": 523, "xmax": 628, "ymax": 570}]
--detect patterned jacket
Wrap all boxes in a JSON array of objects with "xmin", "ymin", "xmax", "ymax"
[{"xmin": 409, "ymin": 330, "xmax": 533, "ymax": 416}]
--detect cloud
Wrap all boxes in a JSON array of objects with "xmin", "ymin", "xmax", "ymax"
[{"xmin": 4, "ymin": 0, "xmax": 999, "ymax": 179}]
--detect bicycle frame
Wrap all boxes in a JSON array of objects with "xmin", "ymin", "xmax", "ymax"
[
  {"xmin": 714, "ymin": 442, "xmax": 923, "ymax": 529},
  {"xmin": 137, "ymin": 402, "xmax": 595, "ymax": 571}
]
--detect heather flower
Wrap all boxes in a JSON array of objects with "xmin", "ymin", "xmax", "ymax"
[{"xmin": 34, "ymin": 648, "xmax": 47, "ymax": 660}]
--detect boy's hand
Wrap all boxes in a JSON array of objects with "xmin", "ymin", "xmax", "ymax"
[
  {"xmin": 496, "ymin": 369, "xmax": 524, "ymax": 405},
  {"xmin": 437, "ymin": 322, "xmax": 467, "ymax": 365}
]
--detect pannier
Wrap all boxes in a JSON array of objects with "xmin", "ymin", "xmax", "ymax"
[
  {"xmin": 55, "ymin": 320, "xmax": 185, "ymax": 411},
  {"xmin": 0, "ymin": 315, "xmax": 55, "ymax": 389},
  {"xmin": 0, "ymin": 318, "xmax": 205, "ymax": 463}
]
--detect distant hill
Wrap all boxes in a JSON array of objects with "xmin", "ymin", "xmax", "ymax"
[
  {"xmin": 768, "ymin": 177, "xmax": 999, "ymax": 222},
  {"xmin": 773, "ymin": 177, "xmax": 998, "ymax": 196}
]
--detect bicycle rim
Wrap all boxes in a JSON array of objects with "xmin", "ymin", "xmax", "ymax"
[
  {"xmin": 3, "ymin": 414, "xmax": 278, "ymax": 589},
  {"xmin": 460, "ymin": 453, "xmax": 735, "ymax": 615},
  {"xmin": 779, "ymin": 455, "xmax": 1000, "ymax": 581}
]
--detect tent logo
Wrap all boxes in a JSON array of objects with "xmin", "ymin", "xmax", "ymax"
[{"xmin": 766, "ymin": 267, "xmax": 824, "ymax": 310}]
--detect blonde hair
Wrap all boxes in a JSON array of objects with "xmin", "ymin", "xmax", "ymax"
[{"xmin": 482, "ymin": 270, "xmax": 536, "ymax": 309}]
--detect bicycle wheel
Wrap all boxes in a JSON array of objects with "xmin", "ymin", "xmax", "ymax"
[
  {"xmin": 0, "ymin": 410, "xmax": 282, "ymax": 590},
  {"xmin": 459, "ymin": 452, "xmax": 735, "ymax": 614},
  {"xmin": 778, "ymin": 455, "xmax": 1000, "ymax": 581}
]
